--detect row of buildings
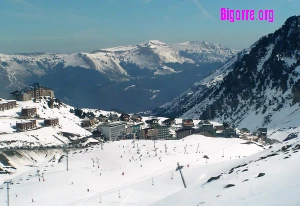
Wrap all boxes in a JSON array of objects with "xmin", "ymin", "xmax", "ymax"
[
  {"xmin": 97, "ymin": 121, "xmax": 166, "ymax": 141},
  {"xmin": 16, "ymin": 106, "xmax": 59, "ymax": 131},
  {"xmin": 16, "ymin": 118, "xmax": 59, "ymax": 132},
  {"xmin": 174, "ymin": 119, "xmax": 238, "ymax": 139},
  {"xmin": 0, "ymin": 95, "xmax": 59, "ymax": 131},
  {"xmin": 96, "ymin": 118, "xmax": 240, "ymax": 141},
  {"xmin": 80, "ymin": 113, "xmax": 143, "ymax": 128}
]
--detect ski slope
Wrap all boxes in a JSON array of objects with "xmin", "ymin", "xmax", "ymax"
[
  {"xmin": 0, "ymin": 135, "xmax": 265, "ymax": 206},
  {"xmin": 153, "ymin": 138, "xmax": 300, "ymax": 206}
]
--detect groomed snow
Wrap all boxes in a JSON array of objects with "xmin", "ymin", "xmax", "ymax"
[{"xmin": 0, "ymin": 135, "xmax": 264, "ymax": 206}]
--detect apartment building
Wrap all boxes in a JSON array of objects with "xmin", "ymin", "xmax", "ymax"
[
  {"xmin": 98, "ymin": 121, "xmax": 126, "ymax": 141},
  {"xmin": 16, "ymin": 120, "xmax": 37, "ymax": 132},
  {"xmin": 10, "ymin": 83, "xmax": 54, "ymax": 101},
  {"xmin": 21, "ymin": 108, "xmax": 37, "ymax": 117},
  {"xmin": 44, "ymin": 118, "xmax": 59, "ymax": 126}
]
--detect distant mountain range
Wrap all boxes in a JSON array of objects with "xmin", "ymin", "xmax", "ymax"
[
  {"xmin": 152, "ymin": 15, "xmax": 300, "ymax": 135},
  {"xmin": 0, "ymin": 40, "xmax": 236, "ymax": 112}
]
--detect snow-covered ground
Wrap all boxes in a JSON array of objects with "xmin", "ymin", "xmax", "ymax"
[
  {"xmin": 0, "ymin": 98, "xmax": 299, "ymax": 205},
  {"xmin": 0, "ymin": 98, "xmax": 92, "ymax": 148},
  {"xmin": 153, "ymin": 138, "xmax": 300, "ymax": 206},
  {"xmin": 0, "ymin": 135, "xmax": 269, "ymax": 206}
]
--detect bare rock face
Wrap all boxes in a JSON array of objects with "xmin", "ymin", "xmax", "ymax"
[{"xmin": 224, "ymin": 184, "xmax": 235, "ymax": 188}]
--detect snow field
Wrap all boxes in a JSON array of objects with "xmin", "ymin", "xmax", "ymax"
[{"xmin": 0, "ymin": 135, "xmax": 262, "ymax": 206}]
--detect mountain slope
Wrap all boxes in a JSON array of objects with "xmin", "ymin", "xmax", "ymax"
[
  {"xmin": 0, "ymin": 135, "xmax": 263, "ymax": 205},
  {"xmin": 153, "ymin": 15, "xmax": 300, "ymax": 134},
  {"xmin": 152, "ymin": 137, "xmax": 300, "ymax": 206},
  {"xmin": 0, "ymin": 41, "xmax": 235, "ymax": 112},
  {"xmin": 0, "ymin": 97, "xmax": 93, "ymax": 148},
  {"xmin": 1, "ymin": 134, "xmax": 299, "ymax": 206}
]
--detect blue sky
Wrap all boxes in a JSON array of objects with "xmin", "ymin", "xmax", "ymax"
[{"xmin": 0, "ymin": 0, "xmax": 299, "ymax": 53}]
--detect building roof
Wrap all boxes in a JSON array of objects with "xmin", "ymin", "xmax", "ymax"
[
  {"xmin": 257, "ymin": 128, "xmax": 267, "ymax": 132},
  {"xmin": 182, "ymin": 119, "xmax": 194, "ymax": 122},
  {"xmin": 162, "ymin": 118, "xmax": 175, "ymax": 122},
  {"xmin": 44, "ymin": 118, "xmax": 58, "ymax": 120},
  {"xmin": 131, "ymin": 115, "xmax": 141, "ymax": 119},
  {"xmin": 99, "ymin": 121, "xmax": 126, "ymax": 127},
  {"xmin": 10, "ymin": 90, "xmax": 20, "ymax": 95},
  {"xmin": 17, "ymin": 120, "xmax": 36, "ymax": 124},
  {"xmin": 22, "ymin": 107, "xmax": 36, "ymax": 110}
]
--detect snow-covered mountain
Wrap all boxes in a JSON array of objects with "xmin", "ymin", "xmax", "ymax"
[
  {"xmin": 0, "ymin": 40, "xmax": 235, "ymax": 112},
  {"xmin": 91, "ymin": 40, "xmax": 236, "ymax": 73},
  {"xmin": 152, "ymin": 15, "xmax": 300, "ymax": 136}
]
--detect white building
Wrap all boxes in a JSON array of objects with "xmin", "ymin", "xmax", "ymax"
[{"xmin": 98, "ymin": 121, "xmax": 126, "ymax": 141}]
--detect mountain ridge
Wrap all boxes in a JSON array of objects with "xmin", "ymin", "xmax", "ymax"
[
  {"xmin": 0, "ymin": 40, "xmax": 235, "ymax": 112},
  {"xmin": 152, "ymin": 15, "xmax": 300, "ymax": 135}
]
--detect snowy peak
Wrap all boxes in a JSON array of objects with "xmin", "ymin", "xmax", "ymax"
[
  {"xmin": 80, "ymin": 40, "xmax": 236, "ymax": 75},
  {"xmin": 0, "ymin": 40, "xmax": 236, "ymax": 112},
  {"xmin": 0, "ymin": 40, "xmax": 236, "ymax": 83},
  {"xmin": 173, "ymin": 40, "xmax": 233, "ymax": 51},
  {"xmin": 152, "ymin": 15, "xmax": 300, "ymax": 139},
  {"xmin": 139, "ymin": 40, "xmax": 168, "ymax": 47},
  {"xmin": 170, "ymin": 41, "xmax": 237, "ymax": 63}
]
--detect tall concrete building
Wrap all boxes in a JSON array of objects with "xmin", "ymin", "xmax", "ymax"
[{"xmin": 98, "ymin": 121, "xmax": 126, "ymax": 141}]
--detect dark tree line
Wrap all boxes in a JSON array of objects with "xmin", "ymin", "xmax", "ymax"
[{"xmin": 69, "ymin": 108, "xmax": 95, "ymax": 119}]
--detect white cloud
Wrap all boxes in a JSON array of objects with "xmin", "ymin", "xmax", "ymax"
[{"xmin": 191, "ymin": 0, "xmax": 214, "ymax": 20}]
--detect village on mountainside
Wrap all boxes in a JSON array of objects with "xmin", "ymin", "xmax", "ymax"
[{"xmin": 0, "ymin": 83, "xmax": 270, "ymax": 151}]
